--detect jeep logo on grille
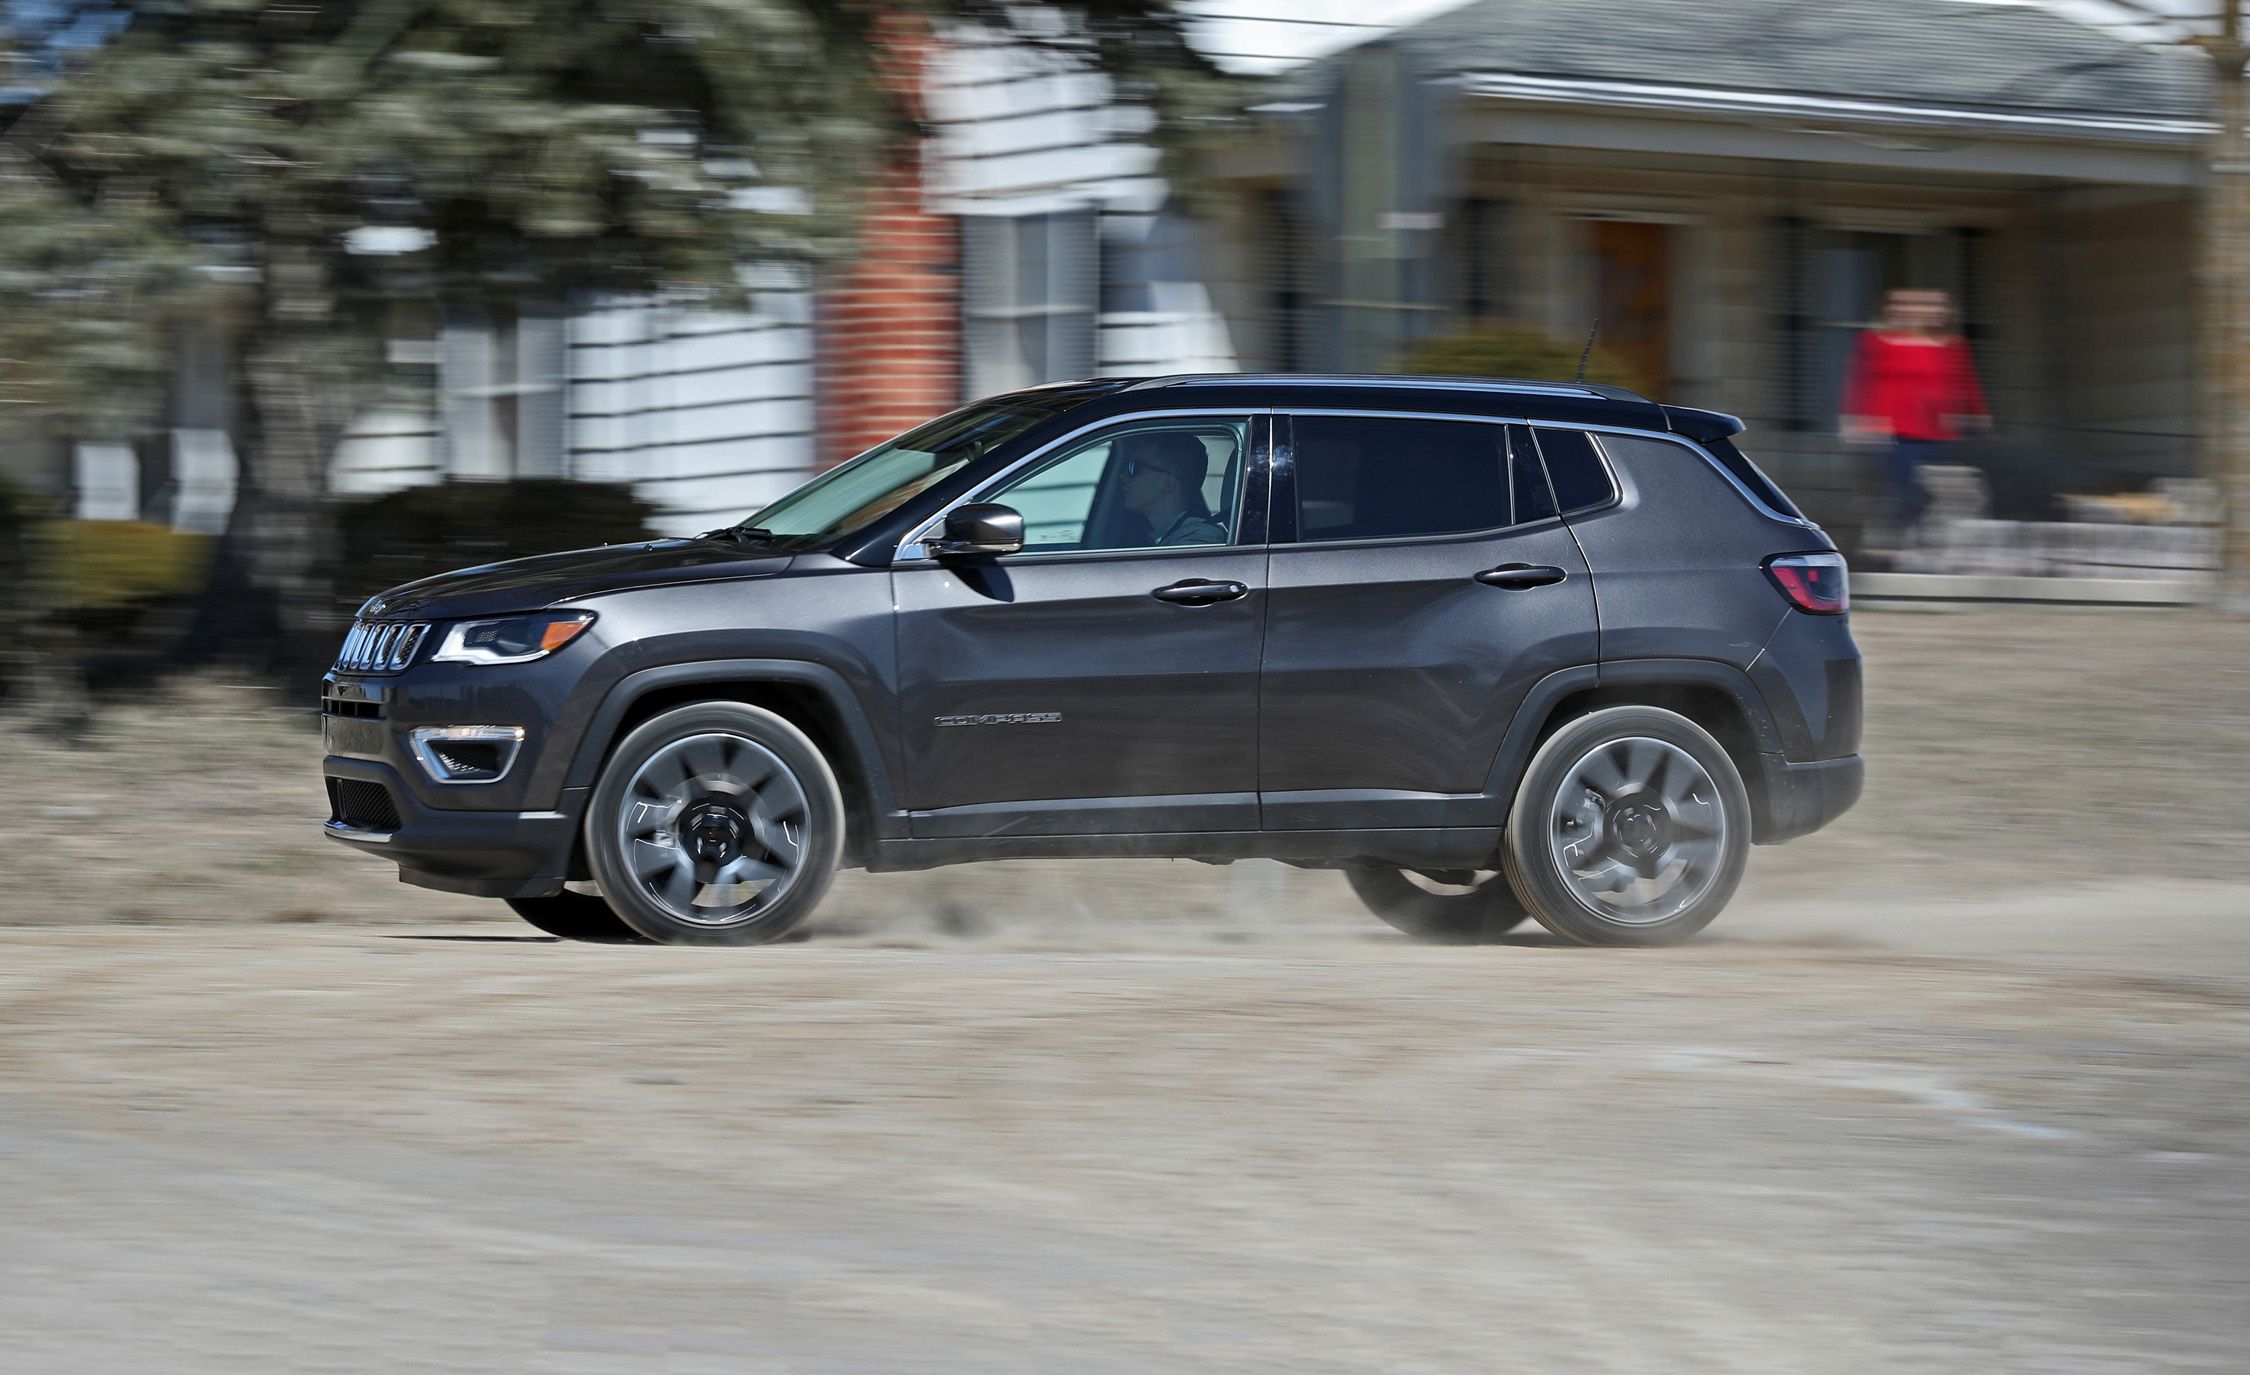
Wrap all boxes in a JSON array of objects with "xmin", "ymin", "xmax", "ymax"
[{"xmin": 935, "ymin": 712, "xmax": 1062, "ymax": 727}]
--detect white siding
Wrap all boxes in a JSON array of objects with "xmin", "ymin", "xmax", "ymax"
[
  {"xmin": 329, "ymin": 408, "xmax": 441, "ymax": 497},
  {"xmin": 565, "ymin": 283, "xmax": 817, "ymax": 536}
]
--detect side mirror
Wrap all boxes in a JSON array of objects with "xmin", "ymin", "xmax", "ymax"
[{"xmin": 931, "ymin": 502, "xmax": 1024, "ymax": 557}]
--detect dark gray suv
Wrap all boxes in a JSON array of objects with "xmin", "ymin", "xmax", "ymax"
[{"xmin": 321, "ymin": 375, "xmax": 1862, "ymax": 947}]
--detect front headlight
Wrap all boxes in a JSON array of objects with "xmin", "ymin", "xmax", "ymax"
[{"xmin": 432, "ymin": 611, "xmax": 596, "ymax": 666}]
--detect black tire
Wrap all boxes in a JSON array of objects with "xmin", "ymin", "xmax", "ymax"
[
  {"xmin": 1345, "ymin": 867, "xmax": 1532, "ymax": 943},
  {"xmin": 505, "ymin": 890, "xmax": 648, "ymax": 943},
  {"xmin": 1501, "ymin": 705, "xmax": 1751, "ymax": 947},
  {"xmin": 584, "ymin": 701, "xmax": 846, "ymax": 946}
]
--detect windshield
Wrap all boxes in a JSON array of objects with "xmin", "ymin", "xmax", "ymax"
[{"xmin": 736, "ymin": 398, "xmax": 1078, "ymax": 546}]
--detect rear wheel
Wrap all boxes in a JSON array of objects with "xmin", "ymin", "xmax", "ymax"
[
  {"xmin": 1502, "ymin": 706, "xmax": 1750, "ymax": 947},
  {"xmin": 505, "ymin": 889, "xmax": 646, "ymax": 943},
  {"xmin": 1345, "ymin": 867, "xmax": 1532, "ymax": 944},
  {"xmin": 584, "ymin": 701, "xmax": 845, "ymax": 946}
]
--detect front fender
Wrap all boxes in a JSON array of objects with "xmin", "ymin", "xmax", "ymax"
[{"xmin": 563, "ymin": 658, "xmax": 905, "ymax": 842}]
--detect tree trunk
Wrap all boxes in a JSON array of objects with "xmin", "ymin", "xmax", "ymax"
[{"xmin": 186, "ymin": 268, "xmax": 360, "ymax": 675}]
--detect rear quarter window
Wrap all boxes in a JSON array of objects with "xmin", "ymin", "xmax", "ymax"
[
  {"xmin": 1703, "ymin": 437, "xmax": 1806, "ymax": 520},
  {"xmin": 1529, "ymin": 428, "xmax": 1617, "ymax": 514}
]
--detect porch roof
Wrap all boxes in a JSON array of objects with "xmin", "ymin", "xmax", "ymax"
[
  {"xmin": 1284, "ymin": 0, "xmax": 2204, "ymax": 119},
  {"xmin": 1249, "ymin": 0, "xmax": 2212, "ymax": 185}
]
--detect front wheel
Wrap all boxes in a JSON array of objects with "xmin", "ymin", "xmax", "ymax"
[
  {"xmin": 1345, "ymin": 867, "xmax": 1531, "ymax": 943},
  {"xmin": 1501, "ymin": 706, "xmax": 1751, "ymax": 947},
  {"xmin": 584, "ymin": 701, "xmax": 846, "ymax": 946}
]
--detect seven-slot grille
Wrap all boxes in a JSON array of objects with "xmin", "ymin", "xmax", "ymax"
[{"xmin": 334, "ymin": 619, "xmax": 431, "ymax": 674}]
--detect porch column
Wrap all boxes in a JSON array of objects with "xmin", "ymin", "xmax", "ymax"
[{"xmin": 2198, "ymin": 13, "xmax": 2250, "ymax": 609}]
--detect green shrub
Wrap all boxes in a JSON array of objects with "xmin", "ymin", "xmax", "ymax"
[
  {"xmin": 330, "ymin": 478, "xmax": 662, "ymax": 609},
  {"xmin": 50, "ymin": 519, "xmax": 213, "ymax": 611},
  {"xmin": 1400, "ymin": 323, "xmax": 1647, "ymax": 395}
]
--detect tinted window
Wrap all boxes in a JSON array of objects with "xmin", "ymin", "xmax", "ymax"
[
  {"xmin": 1706, "ymin": 437, "xmax": 1806, "ymax": 519},
  {"xmin": 1531, "ymin": 428, "xmax": 1618, "ymax": 514},
  {"xmin": 1291, "ymin": 416, "xmax": 1511, "ymax": 541}
]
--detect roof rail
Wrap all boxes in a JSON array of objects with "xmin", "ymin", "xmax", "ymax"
[{"xmin": 1121, "ymin": 372, "xmax": 1651, "ymax": 403}]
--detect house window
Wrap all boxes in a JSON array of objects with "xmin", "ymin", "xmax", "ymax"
[
  {"xmin": 438, "ymin": 303, "xmax": 567, "ymax": 478},
  {"xmin": 962, "ymin": 210, "xmax": 1098, "ymax": 397}
]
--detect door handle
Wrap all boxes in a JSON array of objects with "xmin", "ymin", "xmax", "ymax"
[
  {"xmin": 1474, "ymin": 563, "xmax": 1568, "ymax": 590},
  {"xmin": 1151, "ymin": 578, "xmax": 1250, "ymax": 606}
]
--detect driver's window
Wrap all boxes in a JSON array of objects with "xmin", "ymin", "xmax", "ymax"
[{"xmin": 986, "ymin": 417, "xmax": 1250, "ymax": 554}]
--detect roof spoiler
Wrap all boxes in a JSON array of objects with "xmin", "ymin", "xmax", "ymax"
[{"xmin": 1661, "ymin": 405, "xmax": 1747, "ymax": 442}]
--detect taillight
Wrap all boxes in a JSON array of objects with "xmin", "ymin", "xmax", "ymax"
[{"xmin": 1764, "ymin": 552, "xmax": 1848, "ymax": 614}]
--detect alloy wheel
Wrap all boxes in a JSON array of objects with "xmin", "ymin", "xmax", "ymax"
[
  {"xmin": 1547, "ymin": 735, "xmax": 1729, "ymax": 925},
  {"xmin": 616, "ymin": 732, "xmax": 810, "ymax": 927}
]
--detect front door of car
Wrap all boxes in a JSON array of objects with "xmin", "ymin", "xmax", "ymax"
[
  {"xmin": 1258, "ymin": 412, "xmax": 1601, "ymax": 829},
  {"xmin": 892, "ymin": 413, "xmax": 1268, "ymax": 837}
]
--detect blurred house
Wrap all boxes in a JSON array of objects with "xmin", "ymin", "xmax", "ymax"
[
  {"xmin": 23, "ymin": 0, "xmax": 2213, "ymax": 561},
  {"xmin": 1190, "ymin": 0, "xmax": 2211, "ymax": 553}
]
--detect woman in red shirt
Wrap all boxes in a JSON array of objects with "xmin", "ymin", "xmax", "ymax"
[{"xmin": 1842, "ymin": 288, "xmax": 1990, "ymax": 544}]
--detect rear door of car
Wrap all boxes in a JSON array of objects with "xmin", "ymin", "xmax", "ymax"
[{"xmin": 1257, "ymin": 410, "xmax": 1599, "ymax": 829}]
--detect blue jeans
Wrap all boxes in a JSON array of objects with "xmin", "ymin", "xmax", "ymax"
[{"xmin": 1883, "ymin": 439, "xmax": 1944, "ymax": 533}]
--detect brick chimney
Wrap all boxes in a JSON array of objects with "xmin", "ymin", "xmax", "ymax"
[{"xmin": 815, "ymin": 27, "xmax": 960, "ymax": 468}]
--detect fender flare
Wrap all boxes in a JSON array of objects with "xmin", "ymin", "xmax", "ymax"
[
  {"xmin": 564, "ymin": 658, "xmax": 903, "ymax": 838},
  {"xmin": 1480, "ymin": 658, "xmax": 1786, "ymax": 800}
]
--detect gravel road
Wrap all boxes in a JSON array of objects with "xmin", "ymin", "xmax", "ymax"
[{"xmin": 5, "ymin": 884, "xmax": 2248, "ymax": 1374}]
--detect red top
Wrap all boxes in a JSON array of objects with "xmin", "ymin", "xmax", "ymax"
[{"xmin": 1842, "ymin": 332, "xmax": 1989, "ymax": 442}]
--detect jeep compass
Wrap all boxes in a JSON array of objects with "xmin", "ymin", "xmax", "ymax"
[{"xmin": 321, "ymin": 375, "xmax": 1862, "ymax": 946}]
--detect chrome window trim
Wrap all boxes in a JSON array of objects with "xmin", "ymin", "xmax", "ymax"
[
  {"xmin": 895, "ymin": 408, "xmax": 1266, "ymax": 563},
  {"xmin": 1271, "ymin": 519, "xmax": 1571, "ymax": 554},
  {"xmin": 1283, "ymin": 407, "xmax": 1525, "ymax": 425}
]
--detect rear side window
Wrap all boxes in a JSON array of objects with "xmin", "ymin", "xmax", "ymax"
[
  {"xmin": 1705, "ymin": 437, "xmax": 1806, "ymax": 519},
  {"xmin": 1530, "ymin": 428, "xmax": 1618, "ymax": 514},
  {"xmin": 1291, "ymin": 415, "xmax": 1513, "ymax": 540}
]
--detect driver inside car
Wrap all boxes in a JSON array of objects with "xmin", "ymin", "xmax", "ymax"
[{"xmin": 1117, "ymin": 431, "xmax": 1227, "ymax": 547}]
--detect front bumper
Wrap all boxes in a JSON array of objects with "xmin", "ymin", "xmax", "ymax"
[
  {"xmin": 322, "ymin": 756, "xmax": 577, "ymax": 899},
  {"xmin": 1750, "ymin": 752, "xmax": 1864, "ymax": 845}
]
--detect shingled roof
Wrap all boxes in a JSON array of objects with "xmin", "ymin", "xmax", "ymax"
[{"xmin": 1296, "ymin": 0, "xmax": 2205, "ymax": 121}]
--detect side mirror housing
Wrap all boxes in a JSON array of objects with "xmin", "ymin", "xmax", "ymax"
[{"xmin": 931, "ymin": 503, "xmax": 1024, "ymax": 557}]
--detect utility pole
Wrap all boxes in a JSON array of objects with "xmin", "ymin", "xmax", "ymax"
[{"xmin": 2198, "ymin": 0, "xmax": 2250, "ymax": 610}]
